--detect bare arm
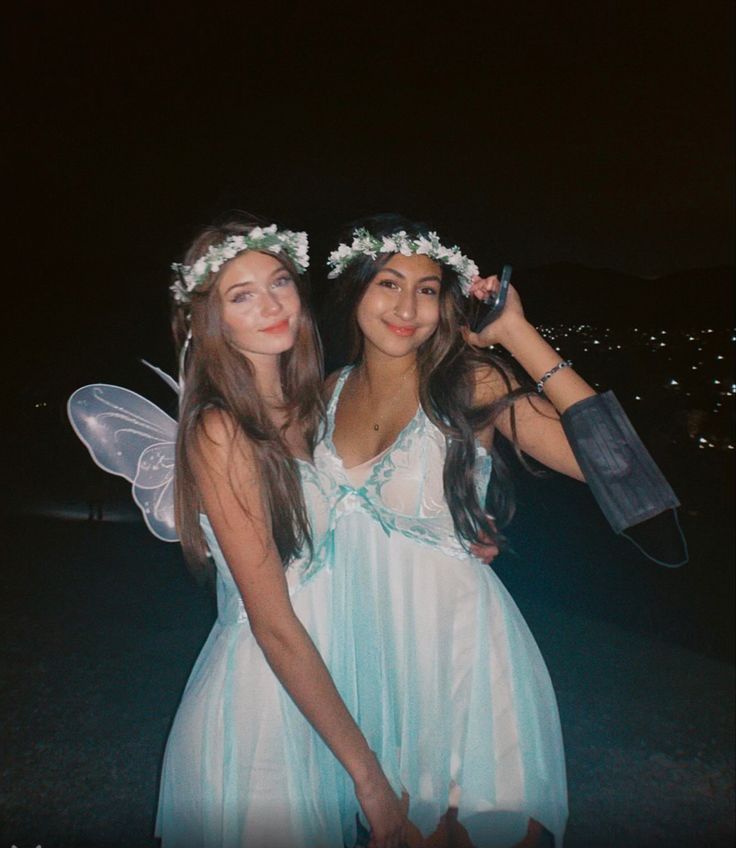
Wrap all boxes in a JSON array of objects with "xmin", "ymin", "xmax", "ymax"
[
  {"xmin": 467, "ymin": 278, "xmax": 596, "ymax": 480},
  {"xmin": 191, "ymin": 410, "xmax": 406, "ymax": 847}
]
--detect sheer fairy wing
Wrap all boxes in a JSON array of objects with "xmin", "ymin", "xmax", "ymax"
[
  {"xmin": 132, "ymin": 442, "xmax": 177, "ymax": 541},
  {"xmin": 68, "ymin": 384, "xmax": 179, "ymax": 542}
]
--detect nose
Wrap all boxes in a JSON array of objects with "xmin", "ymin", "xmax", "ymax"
[
  {"xmin": 261, "ymin": 290, "xmax": 284, "ymax": 316},
  {"xmin": 393, "ymin": 289, "xmax": 417, "ymax": 322}
]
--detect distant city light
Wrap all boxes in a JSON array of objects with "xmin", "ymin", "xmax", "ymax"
[{"xmin": 537, "ymin": 323, "xmax": 734, "ymax": 453}]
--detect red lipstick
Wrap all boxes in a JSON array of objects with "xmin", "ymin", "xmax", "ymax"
[
  {"xmin": 385, "ymin": 323, "xmax": 417, "ymax": 337},
  {"xmin": 261, "ymin": 319, "xmax": 290, "ymax": 334}
]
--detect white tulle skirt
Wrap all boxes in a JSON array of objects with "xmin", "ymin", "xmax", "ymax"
[
  {"xmin": 325, "ymin": 515, "xmax": 568, "ymax": 848},
  {"xmin": 154, "ymin": 561, "xmax": 355, "ymax": 848},
  {"xmin": 155, "ymin": 516, "xmax": 567, "ymax": 847}
]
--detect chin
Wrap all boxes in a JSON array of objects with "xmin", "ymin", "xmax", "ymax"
[
  {"xmin": 236, "ymin": 332, "xmax": 299, "ymax": 358},
  {"xmin": 370, "ymin": 336, "xmax": 428, "ymax": 358},
  {"xmin": 268, "ymin": 333, "xmax": 299, "ymax": 354}
]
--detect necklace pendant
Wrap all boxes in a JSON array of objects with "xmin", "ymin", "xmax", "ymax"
[{"xmin": 373, "ymin": 423, "xmax": 380, "ymax": 431}]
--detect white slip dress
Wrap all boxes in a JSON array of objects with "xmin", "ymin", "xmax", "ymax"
[
  {"xmin": 154, "ymin": 459, "xmax": 356, "ymax": 848},
  {"xmin": 314, "ymin": 367, "xmax": 568, "ymax": 847}
]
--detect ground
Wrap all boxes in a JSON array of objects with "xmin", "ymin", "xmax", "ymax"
[{"xmin": 1, "ymin": 501, "xmax": 733, "ymax": 848}]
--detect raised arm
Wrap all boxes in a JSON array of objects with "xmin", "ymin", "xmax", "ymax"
[
  {"xmin": 467, "ymin": 278, "xmax": 595, "ymax": 479},
  {"xmin": 190, "ymin": 410, "xmax": 407, "ymax": 847},
  {"xmin": 466, "ymin": 277, "xmax": 685, "ymax": 565}
]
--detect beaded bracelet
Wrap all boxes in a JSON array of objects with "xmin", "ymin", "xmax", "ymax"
[{"xmin": 536, "ymin": 359, "xmax": 573, "ymax": 393}]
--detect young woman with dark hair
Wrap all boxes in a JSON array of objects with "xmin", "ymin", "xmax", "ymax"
[{"xmin": 315, "ymin": 214, "xmax": 602, "ymax": 847}]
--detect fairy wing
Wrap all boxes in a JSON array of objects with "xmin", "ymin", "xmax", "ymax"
[{"xmin": 68, "ymin": 384, "xmax": 179, "ymax": 542}]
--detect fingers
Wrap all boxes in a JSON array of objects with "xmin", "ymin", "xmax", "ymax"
[
  {"xmin": 400, "ymin": 790, "xmax": 411, "ymax": 815},
  {"xmin": 470, "ymin": 543, "xmax": 500, "ymax": 564},
  {"xmin": 469, "ymin": 274, "xmax": 500, "ymax": 301},
  {"xmin": 367, "ymin": 828, "xmax": 406, "ymax": 848},
  {"xmin": 367, "ymin": 817, "xmax": 412, "ymax": 848},
  {"xmin": 470, "ymin": 520, "xmax": 500, "ymax": 563},
  {"xmin": 464, "ymin": 329, "xmax": 485, "ymax": 347}
]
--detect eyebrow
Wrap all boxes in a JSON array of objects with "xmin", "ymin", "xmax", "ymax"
[
  {"xmin": 381, "ymin": 267, "xmax": 442, "ymax": 284},
  {"xmin": 224, "ymin": 280, "xmax": 254, "ymax": 294},
  {"xmin": 223, "ymin": 264, "xmax": 291, "ymax": 295}
]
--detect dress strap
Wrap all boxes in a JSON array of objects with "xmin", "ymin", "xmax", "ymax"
[{"xmin": 326, "ymin": 365, "xmax": 354, "ymax": 421}]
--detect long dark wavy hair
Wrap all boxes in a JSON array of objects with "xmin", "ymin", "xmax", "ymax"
[
  {"xmin": 172, "ymin": 214, "xmax": 324, "ymax": 573},
  {"xmin": 325, "ymin": 213, "xmax": 535, "ymax": 550}
]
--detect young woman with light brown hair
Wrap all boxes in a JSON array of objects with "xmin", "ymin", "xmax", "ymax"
[{"xmin": 154, "ymin": 216, "xmax": 409, "ymax": 847}]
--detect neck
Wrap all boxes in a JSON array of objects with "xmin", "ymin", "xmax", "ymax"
[
  {"xmin": 245, "ymin": 351, "xmax": 285, "ymax": 404},
  {"xmin": 359, "ymin": 343, "xmax": 418, "ymax": 395}
]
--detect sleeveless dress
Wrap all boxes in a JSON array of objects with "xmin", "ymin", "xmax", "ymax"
[
  {"xmin": 314, "ymin": 367, "xmax": 568, "ymax": 848},
  {"xmin": 154, "ymin": 459, "xmax": 355, "ymax": 848}
]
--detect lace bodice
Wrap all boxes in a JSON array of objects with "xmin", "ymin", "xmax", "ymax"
[{"xmin": 314, "ymin": 366, "xmax": 492, "ymax": 560}]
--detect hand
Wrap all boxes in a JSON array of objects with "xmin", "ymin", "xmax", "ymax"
[
  {"xmin": 354, "ymin": 766, "xmax": 409, "ymax": 848},
  {"xmin": 470, "ymin": 536, "xmax": 500, "ymax": 565},
  {"xmin": 469, "ymin": 516, "xmax": 500, "ymax": 564},
  {"xmin": 464, "ymin": 274, "xmax": 527, "ymax": 349}
]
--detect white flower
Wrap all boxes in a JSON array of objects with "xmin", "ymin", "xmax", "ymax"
[
  {"xmin": 415, "ymin": 236, "xmax": 433, "ymax": 255},
  {"xmin": 326, "ymin": 228, "xmax": 479, "ymax": 297},
  {"xmin": 354, "ymin": 237, "xmax": 377, "ymax": 258},
  {"xmin": 172, "ymin": 226, "xmax": 310, "ymax": 302}
]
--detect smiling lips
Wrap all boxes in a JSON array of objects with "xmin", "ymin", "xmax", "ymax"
[
  {"xmin": 260, "ymin": 319, "xmax": 291, "ymax": 334},
  {"xmin": 385, "ymin": 322, "xmax": 417, "ymax": 337}
]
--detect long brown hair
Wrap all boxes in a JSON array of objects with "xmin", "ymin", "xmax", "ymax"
[
  {"xmin": 172, "ymin": 214, "xmax": 324, "ymax": 573},
  {"xmin": 325, "ymin": 214, "xmax": 535, "ymax": 550}
]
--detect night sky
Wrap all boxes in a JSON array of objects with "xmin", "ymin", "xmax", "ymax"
[{"xmin": 6, "ymin": 1, "xmax": 734, "ymax": 394}]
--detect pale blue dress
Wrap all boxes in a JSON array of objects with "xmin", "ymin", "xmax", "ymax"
[
  {"xmin": 154, "ymin": 460, "xmax": 355, "ymax": 848},
  {"xmin": 314, "ymin": 367, "xmax": 568, "ymax": 847}
]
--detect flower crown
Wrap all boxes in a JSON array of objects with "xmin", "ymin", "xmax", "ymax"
[
  {"xmin": 326, "ymin": 228, "xmax": 479, "ymax": 295},
  {"xmin": 171, "ymin": 225, "xmax": 310, "ymax": 304}
]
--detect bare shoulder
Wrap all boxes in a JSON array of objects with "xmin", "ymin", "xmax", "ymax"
[
  {"xmin": 193, "ymin": 407, "xmax": 255, "ymax": 468},
  {"xmin": 472, "ymin": 362, "xmax": 519, "ymax": 406}
]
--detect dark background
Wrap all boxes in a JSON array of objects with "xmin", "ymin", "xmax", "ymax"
[{"xmin": 5, "ymin": 1, "xmax": 733, "ymax": 390}]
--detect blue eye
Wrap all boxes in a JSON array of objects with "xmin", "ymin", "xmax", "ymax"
[
  {"xmin": 231, "ymin": 291, "xmax": 254, "ymax": 303},
  {"xmin": 273, "ymin": 275, "xmax": 293, "ymax": 288}
]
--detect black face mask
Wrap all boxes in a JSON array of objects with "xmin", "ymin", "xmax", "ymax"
[{"xmin": 561, "ymin": 391, "xmax": 688, "ymax": 567}]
